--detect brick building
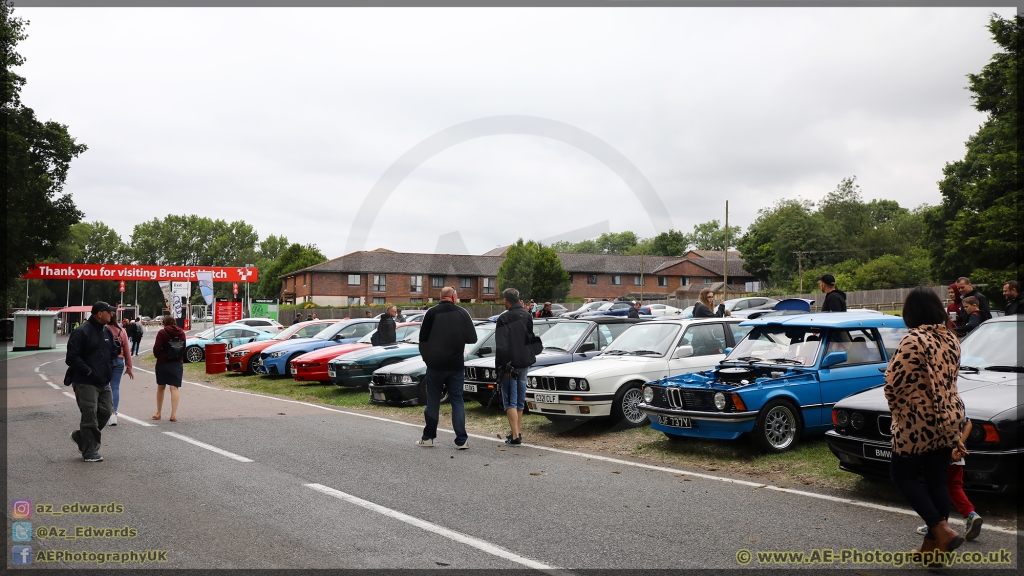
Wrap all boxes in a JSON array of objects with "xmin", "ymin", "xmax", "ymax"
[{"xmin": 280, "ymin": 248, "xmax": 756, "ymax": 305}]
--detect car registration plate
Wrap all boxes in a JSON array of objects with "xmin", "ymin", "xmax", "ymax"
[
  {"xmin": 863, "ymin": 443, "xmax": 893, "ymax": 461},
  {"xmin": 535, "ymin": 393, "xmax": 558, "ymax": 404},
  {"xmin": 328, "ymin": 369, "xmax": 335, "ymax": 378},
  {"xmin": 464, "ymin": 383, "xmax": 478, "ymax": 393},
  {"xmin": 290, "ymin": 366, "xmax": 297, "ymax": 374},
  {"xmin": 658, "ymin": 415, "xmax": 692, "ymax": 428}
]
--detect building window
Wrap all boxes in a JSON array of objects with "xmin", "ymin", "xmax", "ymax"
[
  {"xmin": 658, "ymin": 276, "xmax": 667, "ymax": 287},
  {"xmin": 303, "ymin": 274, "xmax": 307, "ymax": 287},
  {"xmin": 348, "ymin": 274, "xmax": 360, "ymax": 285},
  {"xmin": 431, "ymin": 276, "xmax": 444, "ymax": 288},
  {"xmin": 348, "ymin": 297, "xmax": 361, "ymax": 306},
  {"xmin": 410, "ymin": 298, "xmax": 423, "ymax": 304},
  {"xmin": 634, "ymin": 275, "xmax": 644, "ymax": 286},
  {"xmin": 612, "ymin": 275, "xmax": 621, "ymax": 285},
  {"xmin": 459, "ymin": 277, "xmax": 472, "ymax": 289},
  {"xmin": 483, "ymin": 278, "xmax": 495, "ymax": 294},
  {"xmin": 373, "ymin": 297, "xmax": 386, "ymax": 305},
  {"xmin": 587, "ymin": 274, "xmax": 598, "ymax": 285},
  {"xmin": 410, "ymin": 276, "xmax": 423, "ymax": 293},
  {"xmin": 681, "ymin": 277, "xmax": 690, "ymax": 287},
  {"xmin": 703, "ymin": 277, "xmax": 712, "ymax": 284},
  {"xmin": 373, "ymin": 275, "xmax": 386, "ymax": 292}
]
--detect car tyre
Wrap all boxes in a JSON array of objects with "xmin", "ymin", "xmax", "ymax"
[
  {"xmin": 416, "ymin": 380, "xmax": 449, "ymax": 405},
  {"xmin": 611, "ymin": 382, "xmax": 649, "ymax": 427},
  {"xmin": 185, "ymin": 345, "xmax": 204, "ymax": 364},
  {"xmin": 284, "ymin": 353, "xmax": 302, "ymax": 378},
  {"xmin": 753, "ymin": 398, "xmax": 802, "ymax": 453}
]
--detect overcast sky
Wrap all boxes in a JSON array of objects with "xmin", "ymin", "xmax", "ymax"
[{"xmin": 19, "ymin": 6, "xmax": 1017, "ymax": 260}]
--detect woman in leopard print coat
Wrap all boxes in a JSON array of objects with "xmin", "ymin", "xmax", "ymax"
[{"xmin": 884, "ymin": 287, "xmax": 966, "ymax": 557}]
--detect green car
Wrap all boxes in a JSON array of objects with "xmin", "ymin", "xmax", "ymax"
[
  {"xmin": 327, "ymin": 327, "xmax": 426, "ymax": 387},
  {"xmin": 367, "ymin": 318, "xmax": 559, "ymax": 406}
]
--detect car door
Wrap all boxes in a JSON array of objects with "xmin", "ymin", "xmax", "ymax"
[
  {"xmin": 570, "ymin": 325, "xmax": 602, "ymax": 362},
  {"xmin": 670, "ymin": 323, "xmax": 728, "ymax": 376},
  {"xmin": 817, "ymin": 328, "xmax": 887, "ymax": 424},
  {"xmin": 213, "ymin": 328, "xmax": 240, "ymax": 346}
]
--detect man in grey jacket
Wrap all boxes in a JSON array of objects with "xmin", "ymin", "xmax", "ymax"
[{"xmin": 65, "ymin": 301, "xmax": 117, "ymax": 462}]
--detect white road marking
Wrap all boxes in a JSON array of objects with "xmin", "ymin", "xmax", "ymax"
[
  {"xmin": 306, "ymin": 483, "xmax": 565, "ymax": 573},
  {"xmin": 62, "ymin": 391, "xmax": 76, "ymax": 400},
  {"xmin": 163, "ymin": 431, "xmax": 254, "ymax": 462},
  {"xmin": 131, "ymin": 364, "xmax": 1023, "ymax": 537},
  {"xmin": 34, "ymin": 366, "xmax": 40, "ymax": 372},
  {"xmin": 38, "ymin": 373, "xmax": 49, "ymax": 381},
  {"xmin": 46, "ymin": 381, "xmax": 61, "ymax": 390},
  {"xmin": 115, "ymin": 413, "xmax": 157, "ymax": 427}
]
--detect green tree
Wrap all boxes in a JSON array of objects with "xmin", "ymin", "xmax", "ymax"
[
  {"xmin": 254, "ymin": 243, "xmax": 327, "ymax": 299},
  {"xmin": 128, "ymin": 215, "xmax": 258, "ymax": 267},
  {"xmin": 923, "ymin": 14, "xmax": 1021, "ymax": 300},
  {"xmin": 496, "ymin": 239, "xmax": 570, "ymax": 301},
  {"xmin": 550, "ymin": 231, "xmax": 638, "ymax": 254},
  {"xmin": 645, "ymin": 229, "xmax": 688, "ymax": 256},
  {"xmin": 737, "ymin": 199, "xmax": 834, "ymax": 283},
  {"xmin": 687, "ymin": 220, "xmax": 743, "ymax": 251},
  {"xmin": 258, "ymin": 234, "xmax": 290, "ymax": 262},
  {"xmin": 3, "ymin": 5, "xmax": 87, "ymax": 305}
]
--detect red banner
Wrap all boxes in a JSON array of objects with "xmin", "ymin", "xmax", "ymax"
[
  {"xmin": 21, "ymin": 263, "xmax": 258, "ymax": 283},
  {"xmin": 215, "ymin": 300, "xmax": 243, "ymax": 324}
]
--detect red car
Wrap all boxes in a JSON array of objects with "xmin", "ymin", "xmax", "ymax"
[
  {"xmin": 291, "ymin": 322, "xmax": 420, "ymax": 382},
  {"xmin": 226, "ymin": 320, "xmax": 341, "ymax": 374}
]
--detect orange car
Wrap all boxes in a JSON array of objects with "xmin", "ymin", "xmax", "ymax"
[{"xmin": 226, "ymin": 320, "xmax": 341, "ymax": 374}]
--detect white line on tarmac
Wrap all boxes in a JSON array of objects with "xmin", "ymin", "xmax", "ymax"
[
  {"xmin": 305, "ymin": 483, "xmax": 567, "ymax": 574},
  {"xmin": 162, "ymin": 431, "xmax": 254, "ymax": 463},
  {"xmin": 38, "ymin": 373, "xmax": 49, "ymax": 381},
  {"xmin": 34, "ymin": 366, "xmax": 40, "ymax": 372},
  {"xmin": 133, "ymin": 365, "xmax": 1023, "ymax": 537},
  {"xmin": 115, "ymin": 413, "xmax": 156, "ymax": 427},
  {"xmin": 62, "ymin": 391, "xmax": 76, "ymax": 400},
  {"xmin": 46, "ymin": 381, "xmax": 60, "ymax": 390}
]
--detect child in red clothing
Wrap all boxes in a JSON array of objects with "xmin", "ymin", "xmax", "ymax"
[{"xmin": 916, "ymin": 417, "xmax": 983, "ymax": 540}]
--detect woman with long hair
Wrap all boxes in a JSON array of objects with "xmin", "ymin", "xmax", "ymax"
[
  {"xmin": 692, "ymin": 287, "xmax": 728, "ymax": 318},
  {"xmin": 885, "ymin": 287, "xmax": 966, "ymax": 559},
  {"xmin": 152, "ymin": 315, "xmax": 186, "ymax": 421},
  {"xmin": 104, "ymin": 313, "xmax": 134, "ymax": 426}
]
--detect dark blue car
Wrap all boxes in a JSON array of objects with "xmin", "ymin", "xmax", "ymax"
[
  {"xmin": 256, "ymin": 318, "xmax": 378, "ymax": 376},
  {"xmin": 637, "ymin": 312, "xmax": 907, "ymax": 453}
]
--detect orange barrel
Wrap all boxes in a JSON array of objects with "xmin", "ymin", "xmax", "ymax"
[{"xmin": 205, "ymin": 343, "xmax": 227, "ymax": 374}]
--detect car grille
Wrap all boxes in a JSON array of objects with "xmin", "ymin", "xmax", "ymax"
[
  {"xmin": 371, "ymin": 373, "xmax": 387, "ymax": 385},
  {"xmin": 660, "ymin": 388, "xmax": 717, "ymax": 411},
  {"xmin": 464, "ymin": 367, "xmax": 494, "ymax": 382},
  {"xmin": 535, "ymin": 376, "xmax": 560, "ymax": 391},
  {"xmin": 877, "ymin": 415, "xmax": 892, "ymax": 437}
]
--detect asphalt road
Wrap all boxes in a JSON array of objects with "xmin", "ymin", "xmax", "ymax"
[{"xmin": 5, "ymin": 346, "xmax": 1020, "ymax": 571}]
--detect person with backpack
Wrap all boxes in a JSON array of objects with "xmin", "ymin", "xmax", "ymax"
[
  {"xmin": 105, "ymin": 312, "xmax": 134, "ymax": 426},
  {"xmin": 152, "ymin": 315, "xmax": 186, "ymax": 421},
  {"xmin": 129, "ymin": 318, "xmax": 144, "ymax": 356},
  {"xmin": 65, "ymin": 301, "xmax": 117, "ymax": 462}
]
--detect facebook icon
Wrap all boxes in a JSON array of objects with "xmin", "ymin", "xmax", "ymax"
[{"xmin": 12, "ymin": 545, "xmax": 33, "ymax": 565}]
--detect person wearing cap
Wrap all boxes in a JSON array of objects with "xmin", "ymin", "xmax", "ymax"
[
  {"xmin": 65, "ymin": 302, "xmax": 118, "ymax": 462},
  {"xmin": 818, "ymin": 274, "xmax": 847, "ymax": 312}
]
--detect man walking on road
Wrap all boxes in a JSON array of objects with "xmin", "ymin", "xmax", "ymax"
[
  {"xmin": 65, "ymin": 301, "xmax": 116, "ymax": 462},
  {"xmin": 375, "ymin": 305, "xmax": 398, "ymax": 345},
  {"xmin": 128, "ymin": 318, "xmax": 144, "ymax": 356},
  {"xmin": 818, "ymin": 274, "xmax": 847, "ymax": 312},
  {"xmin": 417, "ymin": 287, "xmax": 477, "ymax": 449},
  {"xmin": 1002, "ymin": 281, "xmax": 1022, "ymax": 315},
  {"xmin": 495, "ymin": 288, "xmax": 536, "ymax": 445},
  {"xmin": 956, "ymin": 277, "xmax": 992, "ymax": 321}
]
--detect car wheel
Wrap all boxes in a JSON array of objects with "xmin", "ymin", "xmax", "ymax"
[
  {"xmin": 415, "ymin": 380, "xmax": 449, "ymax": 405},
  {"xmin": 284, "ymin": 353, "xmax": 302, "ymax": 378},
  {"xmin": 611, "ymin": 382, "xmax": 648, "ymax": 427},
  {"xmin": 753, "ymin": 398, "xmax": 802, "ymax": 453},
  {"xmin": 185, "ymin": 345, "xmax": 204, "ymax": 363}
]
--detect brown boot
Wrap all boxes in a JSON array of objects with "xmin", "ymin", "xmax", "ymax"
[{"xmin": 933, "ymin": 520, "xmax": 965, "ymax": 553}]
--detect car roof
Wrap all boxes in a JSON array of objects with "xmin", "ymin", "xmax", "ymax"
[
  {"xmin": 740, "ymin": 311, "xmax": 906, "ymax": 329},
  {"xmin": 636, "ymin": 317, "xmax": 741, "ymax": 326},
  {"xmin": 985, "ymin": 313, "xmax": 1024, "ymax": 323}
]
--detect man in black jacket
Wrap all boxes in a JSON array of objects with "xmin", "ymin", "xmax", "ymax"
[
  {"xmin": 65, "ymin": 301, "xmax": 117, "ymax": 462},
  {"xmin": 495, "ymin": 288, "xmax": 536, "ymax": 445},
  {"xmin": 376, "ymin": 306, "xmax": 398, "ymax": 345},
  {"xmin": 627, "ymin": 301, "xmax": 641, "ymax": 319},
  {"xmin": 956, "ymin": 277, "xmax": 992, "ymax": 321},
  {"xmin": 417, "ymin": 287, "xmax": 478, "ymax": 448},
  {"xmin": 818, "ymin": 274, "xmax": 848, "ymax": 312},
  {"xmin": 1003, "ymin": 281, "xmax": 1022, "ymax": 315}
]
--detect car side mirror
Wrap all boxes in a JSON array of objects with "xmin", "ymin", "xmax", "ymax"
[
  {"xmin": 577, "ymin": 342, "xmax": 596, "ymax": 353},
  {"xmin": 724, "ymin": 347, "xmax": 733, "ymax": 356},
  {"xmin": 674, "ymin": 345, "xmax": 694, "ymax": 359},
  {"xmin": 477, "ymin": 346, "xmax": 492, "ymax": 356},
  {"xmin": 821, "ymin": 350, "xmax": 848, "ymax": 368}
]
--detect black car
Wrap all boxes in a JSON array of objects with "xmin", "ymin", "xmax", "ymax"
[{"xmin": 825, "ymin": 314, "xmax": 1022, "ymax": 493}]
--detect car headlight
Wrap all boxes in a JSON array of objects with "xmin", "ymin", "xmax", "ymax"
[
  {"xmin": 714, "ymin": 392, "xmax": 726, "ymax": 411},
  {"xmin": 568, "ymin": 378, "xmax": 577, "ymax": 390},
  {"xmin": 835, "ymin": 410, "xmax": 849, "ymax": 427},
  {"xmin": 851, "ymin": 412, "xmax": 865, "ymax": 430},
  {"xmin": 528, "ymin": 377, "xmax": 536, "ymax": 388},
  {"xmin": 643, "ymin": 386, "xmax": 654, "ymax": 403},
  {"xmin": 269, "ymin": 351, "xmax": 288, "ymax": 358},
  {"xmin": 400, "ymin": 375, "xmax": 412, "ymax": 383},
  {"xmin": 578, "ymin": 379, "xmax": 589, "ymax": 391},
  {"xmin": 486, "ymin": 369, "xmax": 493, "ymax": 380},
  {"xmin": 233, "ymin": 350, "xmax": 251, "ymax": 357}
]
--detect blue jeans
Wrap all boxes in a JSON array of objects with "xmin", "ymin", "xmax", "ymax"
[
  {"xmin": 421, "ymin": 368, "xmax": 467, "ymax": 446},
  {"xmin": 109, "ymin": 357, "xmax": 125, "ymax": 412},
  {"xmin": 500, "ymin": 369, "xmax": 528, "ymax": 410}
]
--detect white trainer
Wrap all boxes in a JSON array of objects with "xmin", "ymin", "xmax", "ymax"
[{"xmin": 108, "ymin": 414, "xmax": 118, "ymax": 426}]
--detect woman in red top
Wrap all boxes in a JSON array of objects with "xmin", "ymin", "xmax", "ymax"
[
  {"xmin": 946, "ymin": 283, "xmax": 964, "ymax": 329},
  {"xmin": 152, "ymin": 315, "xmax": 186, "ymax": 421}
]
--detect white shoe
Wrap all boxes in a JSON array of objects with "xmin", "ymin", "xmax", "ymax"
[
  {"xmin": 108, "ymin": 414, "xmax": 117, "ymax": 426},
  {"xmin": 415, "ymin": 438, "xmax": 434, "ymax": 447}
]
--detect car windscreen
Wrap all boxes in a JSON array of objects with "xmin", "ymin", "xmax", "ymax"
[
  {"xmin": 600, "ymin": 323, "xmax": 680, "ymax": 357},
  {"xmin": 539, "ymin": 321, "xmax": 591, "ymax": 352},
  {"xmin": 466, "ymin": 325, "xmax": 496, "ymax": 353},
  {"xmin": 724, "ymin": 326, "xmax": 823, "ymax": 366},
  {"xmin": 959, "ymin": 321, "xmax": 1020, "ymax": 369},
  {"xmin": 399, "ymin": 326, "xmax": 422, "ymax": 344},
  {"xmin": 311, "ymin": 322, "xmax": 352, "ymax": 340},
  {"xmin": 272, "ymin": 323, "xmax": 306, "ymax": 341}
]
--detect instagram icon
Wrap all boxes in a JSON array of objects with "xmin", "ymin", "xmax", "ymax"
[{"xmin": 11, "ymin": 499, "xmax": 32, "ymax": 519}]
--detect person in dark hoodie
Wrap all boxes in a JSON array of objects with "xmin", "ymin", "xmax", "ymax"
[
  {"xmin": 1002, "ymin": 281, "xmax": 1022, "ymax": 316},
  {"xmin": 66, "ymin": 301, "xmax": 117, "ymax": 462},
  {"xmin": 416, "ymin": 287, "xmax": 477, "ymax": 448},
  {"xmin": 152, "ymin": 315, "xmax": 186, "ymax": 422},
  {"xmin": 495, "ymin": 288, "xmax": 536, "ymax": 445},
  {"xmin": 818, "ymin": 274, "xmax": 847, "ymax": 312},
  {"xmin": 374, "ymin": 305, "xmax": 398, "ymax": 345},
  {"xmin": 955, "ymin": 277, "xmax": 991, "ymax": 321}
]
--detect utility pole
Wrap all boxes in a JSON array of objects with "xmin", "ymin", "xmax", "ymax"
[
  {"xmin": 794, "ymin": 251, "xmax": 805, "ymax": 294},
  {"xmin": 723, "ymin": 201, "xmax": 729, "ymax": 300}
]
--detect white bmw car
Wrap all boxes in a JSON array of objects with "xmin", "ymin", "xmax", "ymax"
[{"xmin": 525, "ymin": 318, "xmax": 750, "ymax": 426}]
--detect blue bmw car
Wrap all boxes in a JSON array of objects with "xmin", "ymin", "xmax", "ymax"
[
  {"xmin": 637, "ymin": 312, "xmax": 907, "ymax": 453},
  {"xmin": 256, "ymin": 318, "xmax": 378, "ymax": 376}
]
